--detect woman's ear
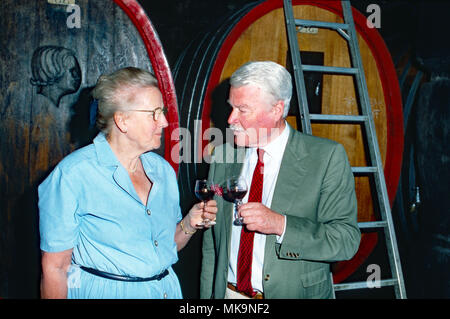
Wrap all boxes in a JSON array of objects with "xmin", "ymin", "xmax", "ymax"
[{"xmin": 113, "ymin": 112, "xmax": 128, "ymax": 133}]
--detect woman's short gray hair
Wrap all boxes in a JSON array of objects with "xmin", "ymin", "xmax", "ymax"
[
  {"xmin": 92, "ymin": 67, "xmax": 158, "ymax": 135},
  {"xmin": 229, "ymin": 61, "xmax": 292, "ymax": 118}
]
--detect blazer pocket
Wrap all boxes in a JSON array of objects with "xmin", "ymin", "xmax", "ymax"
[
  {"xmin": 300, "ymin": 268, "xmax": 331, "ymax": 299},
  {"xmin": 300, "ymin": 268, "xmax": 328, "ymax": 287}
]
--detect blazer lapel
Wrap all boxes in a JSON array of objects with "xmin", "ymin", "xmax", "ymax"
[
  {"xmin": 270, "ymin": 128, "xmax": 309, "ymax": 214},
  {"xmin": 264, "ymin": 128, "xmax": 309, "ymax": 269}
]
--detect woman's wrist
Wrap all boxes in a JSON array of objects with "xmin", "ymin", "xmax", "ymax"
[{"xmin": 180, "ymin": 218, "xmax": 197, "ymax": 235}]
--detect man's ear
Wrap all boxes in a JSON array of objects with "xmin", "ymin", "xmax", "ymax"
[
  {"xmin": 113, "ymin": 111, "xmax": 128, "ymax": 133},
  {"xmin": 272, "ymin": 100, "xmax": 285, "ymax": 121}
]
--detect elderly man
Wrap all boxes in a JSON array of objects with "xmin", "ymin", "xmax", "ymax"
[{"xmin": 200, "ymin": 61, "xmax": 360, "ymax": 299}]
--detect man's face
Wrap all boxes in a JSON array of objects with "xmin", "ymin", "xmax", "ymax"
[{"xmin": 227, "ymin": 84, "xmax": 280, "ymax": 147}]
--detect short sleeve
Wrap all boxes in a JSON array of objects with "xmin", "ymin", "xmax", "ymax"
[{"xmin": 38, "ymin": 166, "xmax": 79, "ymax": 252}]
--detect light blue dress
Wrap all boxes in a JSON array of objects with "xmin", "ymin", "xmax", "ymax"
[{"xmin": 38, "ymin": 133, "xmax": 183, "ymax": 299}]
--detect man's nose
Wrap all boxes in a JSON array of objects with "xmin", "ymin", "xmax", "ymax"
[{"xmin": 228, "ymin": 108, "xmax": 239, "ymax": 125}]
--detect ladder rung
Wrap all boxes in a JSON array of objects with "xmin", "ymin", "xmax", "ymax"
[
  {"xmin": 333, "ymin": 279, "xmax": 397, "ymax": 291},
  {"xmin": 310, "ymin": 114, "xmax": 367, "ymax": 122},
  {"xmin": 302, "ymin": 65, "xmax": 359, "ymax": 74},
  {"xmin": 351, "ymin": 166, "xmax": 378, "ymax": 173},
  {"xmin": 358, "ymin": 221, "xmax": 388, "ymax": 229},
  {"xmin": 295, "ymin": 19, "xmax": 349, "ymax": 30}
]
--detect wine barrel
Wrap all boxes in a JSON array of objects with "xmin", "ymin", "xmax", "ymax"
[
  {"xmin": 0, "ymin": 0, "xmax": 179, "ymax": 297},
  {"xmin": 392, "ymin": 52, "xmax": 425, "ymax": 244},
  {"xmin": 174, "ymin": 0, "xmax": 403, "ymax": 284}
]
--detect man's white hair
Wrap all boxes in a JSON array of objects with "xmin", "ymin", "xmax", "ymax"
[{"xmin": 229, "ymin": 61, "xmax": 292, "ymax": 118}]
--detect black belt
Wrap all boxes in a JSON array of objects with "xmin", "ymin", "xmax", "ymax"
[{"xmin": 80, "ymin": 266, "xmax": 169, "ymax": 282}]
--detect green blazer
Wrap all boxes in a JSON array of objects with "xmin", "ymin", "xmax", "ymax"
[{"xmin": 200, "ymin": 125, "xmax": 360, "ymax": 299}]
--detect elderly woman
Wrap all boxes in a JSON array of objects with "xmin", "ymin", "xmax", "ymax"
[{"xmin": 39, "ymin": 67, "xmax": 217, "ymax": 299}]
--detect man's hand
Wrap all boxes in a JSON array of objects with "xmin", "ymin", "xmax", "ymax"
[{"xmin": 238, "ymin": 202, "xmax": 285, "ymax": 236}]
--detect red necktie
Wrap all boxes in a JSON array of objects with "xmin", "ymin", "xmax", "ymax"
[{"xmin": 236, "ymin": 148, "xmax": 264, "ymax": 297}]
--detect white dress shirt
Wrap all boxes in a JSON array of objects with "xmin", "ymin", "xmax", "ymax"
[{"xmin": 227, "ymin": 123, "xmax": 290, "ymax": 293}]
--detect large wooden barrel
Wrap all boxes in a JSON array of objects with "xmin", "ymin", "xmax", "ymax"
[
  {"xmin": 0, "ymin": 0, "xmax": 179, "ymax": 297},
  {"xmin": 174, "ymin": 0, "xmax": 403, "ymax": 284}
]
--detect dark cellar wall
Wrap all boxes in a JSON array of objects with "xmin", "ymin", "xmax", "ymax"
[
  {"xmin": 139, "ymin": 0, "xmax": 418, "ymax": 67},
  {"xmin": 0, "ymin": 0, "xmax": 449, "ymax": 299}
]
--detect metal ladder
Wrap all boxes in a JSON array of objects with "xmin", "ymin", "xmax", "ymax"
[{"xmin": 283, "ymin": 0, "xmax": 406, "ymax": 298}]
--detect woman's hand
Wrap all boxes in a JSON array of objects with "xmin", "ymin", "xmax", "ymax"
[
  {"xmin": 175, "ymin": 200, "xmax": 218, "ymax": 251},
  {"xmin": 186, "ymin": 200, "xmax": 218, "ymax": 229}
]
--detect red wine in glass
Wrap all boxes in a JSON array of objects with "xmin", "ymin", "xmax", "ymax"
[
  {"xmin": 195, "ymin": 188, "xmax": 215, "ymax": 202},
  {"xmin": 227, "ymin": 189, "xmax": 247, "ymax": 201},
  {"xmin": 194, "ymin": 179, "xmax": 216, "ymax": 226},
  {"xmin": 226, "ymin": 177, "xmax": 248, "ymax": 225}
]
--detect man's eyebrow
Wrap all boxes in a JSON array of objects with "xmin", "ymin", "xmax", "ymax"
[{"xmin": 227, "ymin": 100, "xmax": 249, "ymax": 109}]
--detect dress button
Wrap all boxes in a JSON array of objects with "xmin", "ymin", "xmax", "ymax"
[
  {"xmin": 154, "ymin": 240, "xmax": 158, "ymax": 247},
  {"xmin": 264, "ymin": 274, "xmax": 270, "ymax": 281},
  {"xmin": 146, "ymin": 209, "xmax": 151, "ymax": 216}
]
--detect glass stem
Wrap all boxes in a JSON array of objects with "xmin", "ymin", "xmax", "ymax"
[{"xmin": 203, "ymin": 201, "xmax": 209, "ymax": 222}]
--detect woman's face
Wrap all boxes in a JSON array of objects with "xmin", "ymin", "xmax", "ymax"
[{"xmin": 123, "ymin": 86, "xmax": 168, "ymax": 152}]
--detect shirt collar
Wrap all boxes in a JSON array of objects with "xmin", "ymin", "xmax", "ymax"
[
  {"xmin": 259, "ymin": 121, "xmax": 291, "ymax": 160},
  {"xmin": 93, "ymin": 132, "xmax": 161, "ymax": 180},
  {"xmin": 93, "ymin": 132, "xmax": 120, "ymax": 167}
]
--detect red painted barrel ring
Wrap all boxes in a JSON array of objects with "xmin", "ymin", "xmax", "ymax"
[{"xmin": 114, "ymin": 0, "xmax": 180, "ymax": 174}]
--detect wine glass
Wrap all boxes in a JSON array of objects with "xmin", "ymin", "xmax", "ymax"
[
  {"xmin": 226, "ymin": 177, "xmax": 248, "ymax": 226},
  {"xmin": 194, "ymin": 179, "xmax": 216, "ymax": 226}
]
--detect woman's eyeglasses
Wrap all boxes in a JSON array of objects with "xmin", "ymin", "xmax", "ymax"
[{"xmin": 128, "ymin": 107, "xmax": 168, "ymax": 121}]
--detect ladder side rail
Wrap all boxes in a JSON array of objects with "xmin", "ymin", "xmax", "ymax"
[
  {"xmin": 283, "ymin": 0, "xmax": 312, "ymax": 134},
  {"xmin": 341, "ymin": 0, "xmax": 407, "ymax": 298}
]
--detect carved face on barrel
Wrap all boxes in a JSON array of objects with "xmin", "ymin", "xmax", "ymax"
[
  {"xmin": 227, "ymin": 84, "xmax": 285, "ymax": 148},
  {"xmin": 58, "ymin": 55, "xmax": 82, "ymax": 94},
  {"xmin": 30, "ymin": 46, "xmax": 82, "ymax": 107}
]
